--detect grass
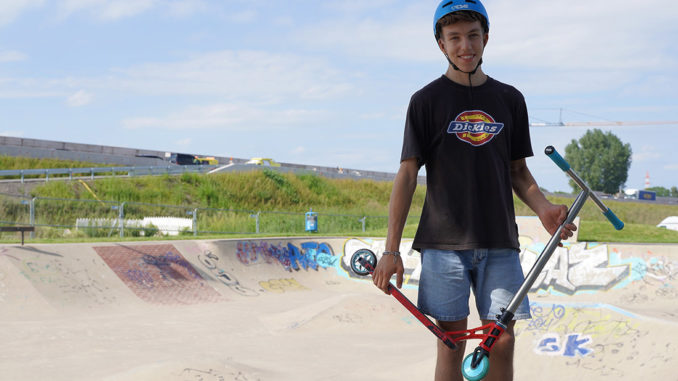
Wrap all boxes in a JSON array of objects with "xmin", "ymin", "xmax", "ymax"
[
  {"xmin": 577, "ymin": 221, "xmax": 678, "ymax": 243},
  {"xmin": 1, "ymin": 156, "xmax": 677, "ymax": 244}
]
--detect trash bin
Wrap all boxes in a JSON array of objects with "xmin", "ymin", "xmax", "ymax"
[{"xmin": 305, "ymin": 208, "xmax": 318, "ymax": 233}]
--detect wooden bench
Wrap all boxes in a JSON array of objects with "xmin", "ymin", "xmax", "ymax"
[{"xmin": 0, "ymin": 226, "xmax": 35, "ymax": 245}]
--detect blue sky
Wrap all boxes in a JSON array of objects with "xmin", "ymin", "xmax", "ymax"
[{"xmin": 1, "ymin": 0, "xmax": 677, "ymax": 193}]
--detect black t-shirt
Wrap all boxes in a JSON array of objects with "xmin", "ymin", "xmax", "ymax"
[{"xmin": 401, "ymin": 75, "xmax": 533, "ymax": 252}]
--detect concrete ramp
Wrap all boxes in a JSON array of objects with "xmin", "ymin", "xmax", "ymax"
[{"xmin": 0, "ymin": 236, "xmax": 676, "ymax": 380}]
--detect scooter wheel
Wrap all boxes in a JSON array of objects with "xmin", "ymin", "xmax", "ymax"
[
  {"xmin": 462, "ymin": 352, "xmax": 489, "ymax": 381},
  {"xmin": 350, "ymin": 249, "xmax": 377, "ymax": 276}
]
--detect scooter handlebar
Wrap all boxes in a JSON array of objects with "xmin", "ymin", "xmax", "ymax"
[
  {"xmin": 544, "ymin": 145, "xmax": 624, "ymax": 231},
  {"xmin": 545, "ymin": 146, "xmax": 570, "ymax": 172},
  {"xmin": 604, "ymin": 208, "xmax": 625, "ymax": 230}
]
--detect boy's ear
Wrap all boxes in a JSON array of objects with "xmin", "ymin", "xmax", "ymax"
[
  {"xmin": 483, "ymin": 32, "xmax": 489, "ymax": 47},
  {"xmin": 437, "ymin": 38, "xmax": 446, "ymax": 53}
]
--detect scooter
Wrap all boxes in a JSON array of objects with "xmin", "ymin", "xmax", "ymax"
[{"xmin": 349, "ymin": 146, "xmax": 624, "ymax": 380}]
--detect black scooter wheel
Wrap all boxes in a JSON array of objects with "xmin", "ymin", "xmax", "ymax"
[{"xmin": 350, "ymin": 249, "xmax": 377, "ymax": 276}]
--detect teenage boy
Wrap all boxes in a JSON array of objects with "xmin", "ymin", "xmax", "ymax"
[{"xmin": 371, "ymin": 1, "xmax": 577, "ymax": 380}]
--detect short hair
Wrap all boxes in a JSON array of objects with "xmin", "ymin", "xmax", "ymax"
[{"xmin": 435, "ymin": 10, "xmax": 489, "ymax": 40}]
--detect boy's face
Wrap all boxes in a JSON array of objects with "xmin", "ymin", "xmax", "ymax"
[{"xmin": 437, "ymin": 20, "xmax": 488, "ymax": 73}]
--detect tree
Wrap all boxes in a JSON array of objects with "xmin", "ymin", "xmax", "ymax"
[
  {"xmin": 647, "ymin": 186, "xmax": 671, "ymax": 197},
  {"xmin": 564, "ymin": 129, "xmax": 632, "ymax": 194}
]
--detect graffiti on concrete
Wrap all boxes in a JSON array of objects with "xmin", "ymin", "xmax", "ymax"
[
  {"xmin": 13, "ymin": 256, "xmax": 116, "ymax": 306},
  {"xmin": 259, "ymin": 278, "xmax": 309, "ymax": 293},
  {"xmin": 181, "ymin": 367, "xmax": 262, "ymax": 381},
  {"xmin": 620, "ymin": 248, "xmax": 678, "ymax": 298},
  {"xmin": 516, "ymin": 302, "xmax": 677, "ymax": 378},
  {"xmin": 95, "ymin": 244, "xmax": 222, "ymax": 305},
  {"xmin": 521, "ymin": 242, "xmax": 631, "ymax": 295},
  {"xmin": 198, "ymin": 250, "xmax": 258, "ymax": 297},
  {"xmin": 344, "ymin": 238, "xmax": 676, "ymax": 298},
  {"xmin": 236, "ymin": 240, "xmax": 337, "ymax": 272},
  {"xmin": 535, "ymin": 333, "xmax": 593, "ymax": 357}
]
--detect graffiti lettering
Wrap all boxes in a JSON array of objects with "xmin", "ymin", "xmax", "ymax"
[
  {"xmin": 516, "ymin": 302, "xmax": 664, "ymax": 378},
  {"xmin": 259, "ymin": 278, "xmax": 308, "ymax": 293},
  {"xmin": 236, "ymin": 241, "xmax": 336, "ymax": 272},
  {"xmin": 526, "ymin": 303, "xmax": 566, "ymax": 332},
  {"xmin": 521, "ymin": 243, "xmax": 630, "ymax": 294},
  {"xmin": 181, "ymin": 367, "xmax": 261, "ymax": 381},
  {"xmin": 535, "ymin": 333, "xmax": 593, "ymax": 357},
  {"xmin": 198, "ymin": 251, "xmax": 258, "ymax": 297},
  {"xmin": 15, "ymin": 257, "xmax": 116, "ymax": 305}
]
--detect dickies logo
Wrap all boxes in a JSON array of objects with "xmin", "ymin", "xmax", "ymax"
[{"xmin": 447, "ymin": 110, "xmax": 504, "ymax": 146}]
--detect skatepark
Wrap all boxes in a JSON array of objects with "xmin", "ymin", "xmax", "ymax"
[{"xmin": 1, "ymin": 217, "xmax": 677, "ymax": 381}]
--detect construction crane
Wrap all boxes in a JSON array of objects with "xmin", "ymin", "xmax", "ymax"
[{"xmin": 529, "ymin": 108, "xmax": 678, "ymax": 127}]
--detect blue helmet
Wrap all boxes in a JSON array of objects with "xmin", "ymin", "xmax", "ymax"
[{"xmin": 434, "ymin": 0, "xmax": 489, "ymax": 38}]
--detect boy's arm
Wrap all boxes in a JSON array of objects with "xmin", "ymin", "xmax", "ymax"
[
  {"xmin": 373, "ymin": 158, "xmax": 419, "ymax": 294},
  {"xmin": 510, "ymin": 158, "xmax": 577, "ymax": 240}
]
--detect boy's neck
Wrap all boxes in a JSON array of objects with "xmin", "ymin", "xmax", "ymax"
[{"xmin": 445, "ymin": 67, "xmax": 488, "ymax": 87}]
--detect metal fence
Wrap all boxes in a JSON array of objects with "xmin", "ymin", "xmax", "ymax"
[
  {"xmin": 0, "ymin": 192, "xmax": 412, "ymax": 241},
  {"xmin": 0, "ymin": 164, "xmax": 217, "ymax": 183}
]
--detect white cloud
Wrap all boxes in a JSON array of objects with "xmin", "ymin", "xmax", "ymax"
[
  {"xmin": 487, "ymin": 0, "xmax": 678, "ymax": 71},
  {"xmin": 122, "ymin": 102, "xmax": 328, "ymax": 131},
  {"xmin": 56, "ymin": 0, "xmax": 208, "ymax": 20},
  {"xmin": 293, "ymin": 5, "xmax": 438, "ymax": 63},
  {"xmin": 0, "ymin": 77, "xmax": 66, "ymax": 98},
  {"xmin": 0, "ymin": 50, "xmax": 27, "ymax": 63},
  {"xmin": 633, "ymin": 145, "xmax": 662, "ymax": 162},
  {"xmin": 58, "ymin": 0, "xmax": 157, "ymax": 20},
  {"xmin": 227, "ymin": 9, "xmax": 257, "ymax": 23},
  {"xmin": 0, "ymin": 131, "xmax": 24, "ymax": 137},
  {"xmin": 324, "ymin": 0, "xmax": 399, "ymax": 13},
  {"xmin": 0, "ymin": 49, "xmax": 354, "ymax": 105},
  {"xmin": 290, "ymin": 0, "xmax": 678, "ymax": 99},
  {"xmin": 112, "ymin": 50, "xmax": 354, "ymax": 101},
  {"xmin": 0, "ymin": 0, "xmax": 43, "ymax": 26},
  {"xmin": 66, "ymin": 89, "xmax": 93, "ymax": 107},
  {"xmin": 166, "ymin": 0, "xmax": 207, "ymax": 17},
  {"xmin": 175, "ymin": 138, "xmax": 192, "ymax": 146}
]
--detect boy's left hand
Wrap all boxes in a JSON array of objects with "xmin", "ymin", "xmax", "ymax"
[{"xmin": 539, "ymin": 204, "xmax": 577, "ymax": 242}]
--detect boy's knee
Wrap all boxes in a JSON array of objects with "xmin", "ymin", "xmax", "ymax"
[
  {"xmin": 438, "ymin": 338, "xmax": 466, "ymax": 357},
  {"xmin": 491, "ymin": 330, "xmax": 516, "ymax": 358}
]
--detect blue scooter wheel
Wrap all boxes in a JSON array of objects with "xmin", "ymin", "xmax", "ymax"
[{"xmin": 462, "ymin": 352, "xmax": 489, "ymax": 381}]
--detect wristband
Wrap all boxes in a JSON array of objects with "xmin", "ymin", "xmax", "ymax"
[{"xmin": 383, "ymin": 251, "xmax": 401, "ymax": 264}]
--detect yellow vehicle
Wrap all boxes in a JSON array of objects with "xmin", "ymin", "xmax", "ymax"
[
  {"xmin": 244, "ymin": 157, "xmax": 281, "ymax": 167},
  {"xmin": 194, "ymin": 156, "xmax": 219, "ymax": 165},
  {"xmin": 169, "ymin": 153, "xmax": 218, "ymax": 165}
]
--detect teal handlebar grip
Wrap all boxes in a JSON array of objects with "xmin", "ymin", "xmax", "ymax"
[
  {"xmin": 545, "ymin": 146, "xmax": 571, "ymax": 172},
  {"xmin": 603, "ymin": 208, "xmax": 624, "ymax": 230}
]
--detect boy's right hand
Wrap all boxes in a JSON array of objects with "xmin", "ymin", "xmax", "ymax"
[{"xmin": 372, "ymin": 253, "xmax": 404, "ymax": 294}]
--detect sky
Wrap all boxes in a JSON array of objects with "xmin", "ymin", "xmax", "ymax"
[{"xmin": 1, "ymin": 0, "xmax": 677, "ymax": 193}]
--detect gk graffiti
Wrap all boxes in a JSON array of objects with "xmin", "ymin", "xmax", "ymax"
[{"xmin": 536, "ymin": 333, "xmax": 593, "ymax": 357}]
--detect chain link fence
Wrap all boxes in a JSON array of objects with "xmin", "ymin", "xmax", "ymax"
[{"xmin": 0, "ymin": 192, "xmax": 415, "ymax": 240}]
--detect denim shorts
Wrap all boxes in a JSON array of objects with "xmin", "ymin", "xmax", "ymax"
[{"xmin": 417, "ymin": 248, "xmax": 531, "ymax": 322}]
